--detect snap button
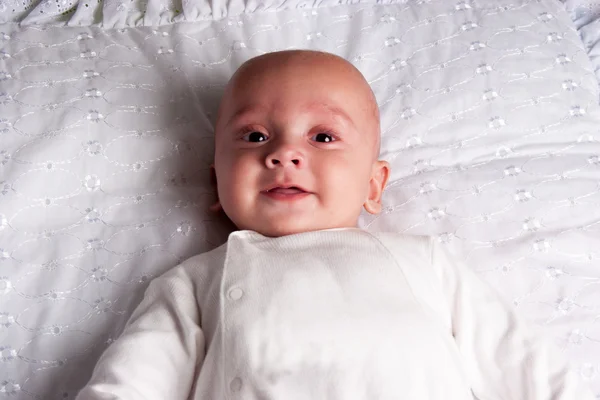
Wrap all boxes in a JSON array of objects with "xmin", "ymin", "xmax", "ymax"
[
  {"xmin": 230, "ymin": 377, "xmax": 242, "ymax": 392},
  {"xmin": 228, "ymin": 287, "xmax": 244, "ymax": 300}
]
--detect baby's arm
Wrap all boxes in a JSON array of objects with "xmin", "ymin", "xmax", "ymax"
[
  {"xmin": 430, "ymin": 238, "xmax": 595, "ymax": 400},
  {"xmin": 76, "ymin": 266, "xmax": 204, "ymax": 400}
]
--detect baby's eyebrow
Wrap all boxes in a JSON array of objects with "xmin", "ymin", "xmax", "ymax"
[
  {"xmin": 223, "ymin": 105, "xmax": 268, "ymax": 130},
  {"xmin": 306, "ymin": 102, "xmax": 356, "ymax": 130},
  {"xmin": 223, "ymin": 102, "xmax": 356, "ymax": 131}
]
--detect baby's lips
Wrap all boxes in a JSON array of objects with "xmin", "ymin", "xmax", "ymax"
[
  {"xmin": 262, "ymin": 183, "xmax": 311, "ymax": 193},
  {"xmin": 266, "ymin": 187, "xmax": 306, "ymax": 195}
]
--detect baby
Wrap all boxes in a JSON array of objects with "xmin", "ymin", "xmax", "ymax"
[{"xmin": 76, "ymin": 50, "xmax": 595, "ymax": 399}]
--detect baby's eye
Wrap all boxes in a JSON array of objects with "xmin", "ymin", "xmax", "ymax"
[
  {"xmin": 242, "ymin": 131, "xmax": 268, "ymax": 142},
  {"xmin": 312, "ymin": 133, "xmax": 335, "ymax": 143}
]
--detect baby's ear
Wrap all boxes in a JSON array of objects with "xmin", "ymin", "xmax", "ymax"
[
  {"xmin": 363, "ymin": 160, "xmax": 390, "ymax": 215},
  {"xmin": 209, "ymin": 164, "xmax": 222, "ymax": 212}
]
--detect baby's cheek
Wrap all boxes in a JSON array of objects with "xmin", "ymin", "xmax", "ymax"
[
  {"xmin": 320, "ymin": 173, "xmax": 365, "ymax": 214},
  {"xmin": 227, "ymin": 158, "xmax": 255, "ymax": 183}
]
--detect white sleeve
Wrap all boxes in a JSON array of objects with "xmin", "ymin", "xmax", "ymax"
[
  {"xmin": 429, "ymin": 238, "xmax": 595, "ymax": 400},
  {"xmin": 76, "ymin": 266, "xmax": 205, "ymax": 400}
]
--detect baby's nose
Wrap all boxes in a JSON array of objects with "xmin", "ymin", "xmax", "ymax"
[{"xmin": 265, "ymin": 147, "xmax": 304, "ymax": 168}]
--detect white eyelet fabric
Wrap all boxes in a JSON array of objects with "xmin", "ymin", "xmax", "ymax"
[
  {"xmin": 0, "ymin": 0, "xmax": 600, "ymax": 398},
  {"xmin": 562, "ymin": 0, "xmax": 600, "ymax": 97}
]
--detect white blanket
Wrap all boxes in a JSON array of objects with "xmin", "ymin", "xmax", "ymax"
[
  {"xmin": 0, "ymin": 0, "xmax": 599, "ymax": 398},
  {"xmin": 562, "ymin": 0, "xmax": 600, "ymax": 97}
]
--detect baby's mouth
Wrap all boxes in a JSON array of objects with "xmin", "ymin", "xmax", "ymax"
[
  {"xmin": 265, "ymin": 187, "xmax": 306, "ymax": 194},
  {"xmin": 261, "ymin": 186, "xmax": 311, "ymax": 201}
]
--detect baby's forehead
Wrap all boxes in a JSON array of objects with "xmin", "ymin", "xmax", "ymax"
[{"xmin": 227, "ymin": 62, "xmax": 373, "ymax": 109}]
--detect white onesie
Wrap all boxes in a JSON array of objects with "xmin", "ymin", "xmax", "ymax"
[{"xmin": 76, "ymin": 228, "xmax": 594, "ymax": 400}]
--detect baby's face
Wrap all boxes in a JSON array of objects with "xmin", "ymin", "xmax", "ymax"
[{"xmin": 213, "ymin": 51, "xmax": 389, "ymax": 237}]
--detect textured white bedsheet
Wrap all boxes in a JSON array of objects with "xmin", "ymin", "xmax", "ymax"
[
  {"xmin": 562, "ymin": 0, "xmax": 600, "ymax": 95},
  {"xmin": 1, "ymin": 0, "xmax": 600, "ymax": 398}
]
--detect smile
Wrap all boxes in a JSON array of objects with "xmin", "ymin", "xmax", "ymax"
[{"xmin": 261, "ymin": 186, "xmax": 311, "ymax": 201}]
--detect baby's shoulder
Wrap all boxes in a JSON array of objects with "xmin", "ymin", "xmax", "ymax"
[
  {"xmin": 368, "ymin": 232, "xmax": 432, "ymax": 258},
  {"xmin": 162, "ymin": 243, "xmax": 228, "ymax": 286},
  {"xmin": 367, "ymin": 232, "xmax": 447, "ymax": 303}
]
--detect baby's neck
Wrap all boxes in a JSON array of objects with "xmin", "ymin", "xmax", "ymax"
[{"xmin": 238, "ymin": 226, "xmax": 361, "ymax": 238}]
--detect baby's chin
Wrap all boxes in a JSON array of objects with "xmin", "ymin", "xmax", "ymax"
[{"xmin": 228, "ymin": 205, "xmax": 361, "ymax": 237}]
